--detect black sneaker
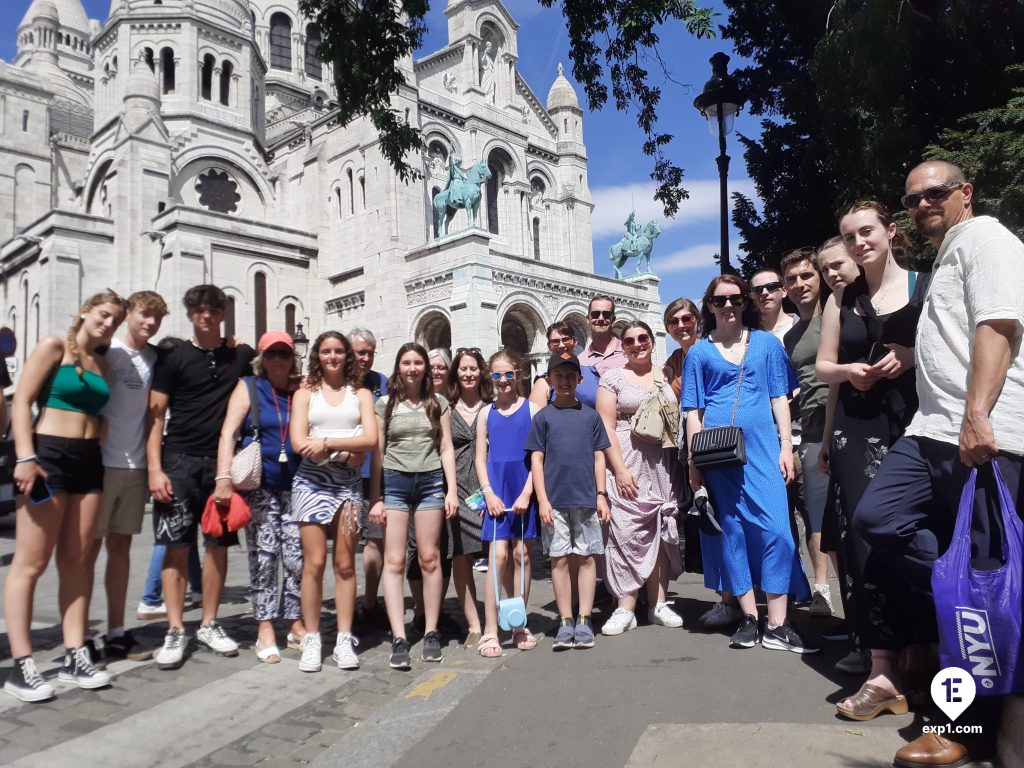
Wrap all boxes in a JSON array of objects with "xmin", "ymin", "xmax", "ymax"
[
  {"xmin": 58, "ymin": 646, "xmax": 113, "ymax": 689},
  {"xmin": 421, "ymin": 631, "xmax": 444, "ymax": 663},
  {"xmin": 84, "ymin": 637, "xmax": 106, "ymax": 670},
  {"xmin": 389, "ymin": 638, "xmax": 412, "ymax": 670},
  {"xmin": 103, "ymin": 630, "xmax": 153, "ymax": 661},
  {"xmin": 3, "ymin": 656, "xmax": 55, "ymax": 702},
  {"xmin": 762, "ymin": 621, "xmax": 819, "ymax": 654},
  {"xmin": 821, "ymin": 621, "xmax": 850, "ymax": 641},
  {"xmin": 729, "ymin": 614, "xmax": 760, "ymax": 649}
]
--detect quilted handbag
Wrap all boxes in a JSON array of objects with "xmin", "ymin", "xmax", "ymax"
[
  {"xmin": 630, "ymin": 370, "xmax": 680, "ymax": 448},
  {"xmin": 230, "ymin": 379, "xmax": 263, "ymax": 491},
  {"xmin": 691, "ymin": 331, "xmax": 748, "ymax": 471}
]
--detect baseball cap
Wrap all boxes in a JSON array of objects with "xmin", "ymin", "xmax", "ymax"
[
  {"xmin": 547, "ymin": 352, "xmax": 582, "ymax": 375},
  {"xmin": 257, "ymin": 330, "xmax": 295, "ymax": 353}
]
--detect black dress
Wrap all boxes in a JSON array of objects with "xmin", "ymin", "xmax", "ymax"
[{"xmin": 822, "ymin": 275, "xmax": 926, "ymax": 650}]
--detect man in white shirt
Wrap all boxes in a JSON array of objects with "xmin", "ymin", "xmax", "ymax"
[
  {"xmin": 854, "ymin": 161, "xmax": 1024, "ymax": 768},
  {"xmin": 86, "ymin": 291, "xmax": 168, "ymax": 662}
]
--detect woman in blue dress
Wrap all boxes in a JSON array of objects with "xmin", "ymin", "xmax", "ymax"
[{"xmin": 683, "ymin": 274, "xmax": 815, "ymax": 654}]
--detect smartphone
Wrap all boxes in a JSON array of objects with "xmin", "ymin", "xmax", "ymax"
[
  {"xmin": 29, "ymin": 477, "xmax": 52, "ymax": 505},
  {"xmin": 866, "ymin": 342, "xmax": 890, "ymax": 365}
]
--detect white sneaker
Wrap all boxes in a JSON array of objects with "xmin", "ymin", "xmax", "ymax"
[
  {"xmin": 155, "ymin": 628, "xmax": 188, "ymax": 670},
  {"xmin": 809, "ymin": 586, "xmax": 835, "ymax": 617},
  {"xmin": 332, "ymin": 633, "xmax": 360, "ymax": 670},
  {"xmin": 136, "ymin": 601, "xmax": 167, "ymax": 621},
  {"xmin": 299, "ymin": 632, "xmax": 322, "ymax": 672},
  {"xmin": 601, "ymin": 607, "xmax": 637, "ymax": 636},
  {"xmin": 700, "ymin": 602, "xmax": 743, "ymax": 628},
  {"xmin": 196, "ymin": 621, "xmax": 239, "ymax": 657},
  {"xmin": 648, "ymin": 601, "xmax": 684, "ymax": 628}
]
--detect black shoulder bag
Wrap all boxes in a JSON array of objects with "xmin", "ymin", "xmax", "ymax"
[{"xmin": 689, "ymin": 331, "xmax": 748, "ymax": 471}]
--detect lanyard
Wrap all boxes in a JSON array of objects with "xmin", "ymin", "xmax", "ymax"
[{"xmin": 270, "ymin": 386, "xmax": 291, "ymax": 463}]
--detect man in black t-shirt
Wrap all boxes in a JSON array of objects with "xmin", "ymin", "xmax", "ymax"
[{"xmin": 147, "ymin": 285, "xmax": 255, "ymax": 670}]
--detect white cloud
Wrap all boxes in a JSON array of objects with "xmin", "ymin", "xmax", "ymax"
[
  {"xmin": 590, "ymin": 179, "xmax": 759, "ymax": 238},
  {"xmin": 655, "ymin": 243, "xmax": 723, "ymax": 274}
]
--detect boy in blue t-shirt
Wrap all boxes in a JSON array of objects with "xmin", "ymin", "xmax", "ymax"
[{"xmin": 526, "ymin": 353, "xmax": 611, "ymax": 650}]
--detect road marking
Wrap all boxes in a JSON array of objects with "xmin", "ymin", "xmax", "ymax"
[{"xmin": 404, "ymin": 671, "xmax": 457, "ymax": 700}]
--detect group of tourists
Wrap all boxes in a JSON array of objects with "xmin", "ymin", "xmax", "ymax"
[{"xmin": 2, "ymin": 159, "xmax": 1021, "ymax": 768}]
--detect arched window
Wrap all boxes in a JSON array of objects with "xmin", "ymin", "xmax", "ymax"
[
  {"xmin": 160, "ymin": 47, "xmax": 175, "ymax": 94},
  {"xmin": 335, "ymin": 187, "xmax": 342, "ymax": 219},
  {"xmin": 254, "ymin": 272, "xmax": 267, "ymax": 339},
  {"xmin": 486, "ymin": 148, "xmax": 512, "ymax": 235},
  {"xmin": 22, "ymin": 110, "xmax": 29, "ymax": 132},
  {"xmin": 143, "ymin": 47, "xmax": 155, "ymax": 72},
  {"xmin": 14, "ymin": 164, "xmax": 36, "ymax": 233},
  {"xmin": 285, "ymin": 303, "xmax": 296, "ymax": 335},
  {"xmin": 430, "ymin": 186, "xmax": 441, "ymax": 238},
  {"xmin": 225, "ymin": 296, "xmax": 236, "ymax": 339},
  {"xmin": 219, "ymin": 60, "xmax": 233, "ymax": 106},
  {"xmin": 269, "ymin": 13, "xmax": 292, "ymax": 71},
  {"xmin": 304, "ymin": 24, "xmax": 322, "ymax": 81},
  {"xmin": 359, "ymin": 176, "xmax": 366, "ymax": 210},
  {"xmin": 200, "ymin": 54, "xmax": 214, "ymax": 100},
  {"xmin": 347, "ymin": 169, "xmax": 354, "ymax": 215},
  {"xmin": 533, "ymin": 217, "xmax": 541, "ymax": 260}
]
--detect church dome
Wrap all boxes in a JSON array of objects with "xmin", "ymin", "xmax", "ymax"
[
  {"xmin": 19, "ymin": 0, "xmax": 91, "ymax": 34},
  {"xmin": 546, "ymin": 63, "xmax": 580, "ymax": 112}
]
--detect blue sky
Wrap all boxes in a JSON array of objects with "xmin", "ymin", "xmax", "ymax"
[{"xmin": 3, "ymin": 0, "xmax": 759, "ymax": 313}]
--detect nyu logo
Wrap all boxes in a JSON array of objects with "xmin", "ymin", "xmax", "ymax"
[{"xmin": 955, "ymin": 607, "xmax": 1001, "ymax": 688}]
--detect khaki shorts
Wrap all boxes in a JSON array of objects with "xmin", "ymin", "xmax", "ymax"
[{"xmin": 96, "ymin": 468, "xmax": 149, "ymax": 538}]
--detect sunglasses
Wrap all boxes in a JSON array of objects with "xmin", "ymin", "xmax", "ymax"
[
  {"xmin": 454, "ymin": 347, "xmax": 481, "ymax": 357},
  {"xmin": 430, "ymin": 365, "xmax": 448, "ymax": 373},
  {"xmin": 901, "ymin": 181, "xmax": 964, "ymax": 209},
  {"xmin": 709, "ymin": 295, "xmax": 746, "ymax": 309},
  {"xmin": 589, "ymin": 310, "xmax": 613, "ymax": 320},
  {"xmin": 750, "ymin": 281, "xmax": 783, "ymax": 295},
  {"xmin": 263, "ymin": 348, "xmax": 293, "ymax": 360},
  {"xmin": 621, "ymin": 334, "xmax": 652, "ymax": 348},
  {"xmin": 667, "ymin": 315, "xmax": 696, "ymax": 327},
  {"xmin": 490, "ymin": 371, "xmax": 517, "ymax": 381},
  {"xmin": 548, "ymin": 336, "xmax": 575, "ymax": 346}
]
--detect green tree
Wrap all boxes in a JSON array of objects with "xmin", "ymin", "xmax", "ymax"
[
  {"xmin": 298, "ymin": 0, "xmax": 715, "ymax": 214},
  {"xmin": 722, "ymin": 0, "xmax": 1024, "ymax": 276}
]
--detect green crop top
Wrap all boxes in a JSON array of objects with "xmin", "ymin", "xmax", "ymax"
[{"xmin": 44, "ymin": 365, "xmax": 110, "ymax": 417}]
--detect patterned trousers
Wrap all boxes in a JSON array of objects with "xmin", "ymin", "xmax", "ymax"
[{"xmin": 245, "ymin": 488, "xmax": 303, "ymax": 622}]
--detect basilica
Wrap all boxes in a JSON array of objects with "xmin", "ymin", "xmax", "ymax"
[{"xmin": 0, "ymin": 0, "xmax": 662, "ymax": 374}]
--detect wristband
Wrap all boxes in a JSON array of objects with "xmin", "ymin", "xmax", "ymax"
[
  {"xmin": 15, "ymin": 455, "xmax": 38, "ymax": 464},
  {"xmin": 596, "ymin": 491, "xmax": 609, "ymax": 499},
  {"xmin": 215, "ymin": 473, "xmax": 232, "ymax": 481}
]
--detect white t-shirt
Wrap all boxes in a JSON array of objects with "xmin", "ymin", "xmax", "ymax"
[
  {"xmin": 906, "ymin": 216, "xmax": 1024, "ymax": 455},
  {"xmin": 101, "ymin": 338, "xmax": 158, "ymax": 469}
]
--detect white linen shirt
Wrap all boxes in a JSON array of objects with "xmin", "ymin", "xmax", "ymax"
[{"xmin": 906, "ymin": 216, "xmax": 1024, "ymax": 455}]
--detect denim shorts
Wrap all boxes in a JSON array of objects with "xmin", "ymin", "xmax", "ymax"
[
  {"xmin": 383, "ymin": 468, "xmax": 445, "ymax": 513},
  {"xmin": 541, "ymin": 507, "xmax": 604, "ymax": 557}
]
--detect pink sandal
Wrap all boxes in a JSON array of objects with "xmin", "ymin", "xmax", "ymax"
[
  {"xmin": 513, "ymin": 628, "xmax": 538, "ymax": 651},
  {"xmin": 477, "ymin": 634, "xmax": 503, "ymax": 658}
]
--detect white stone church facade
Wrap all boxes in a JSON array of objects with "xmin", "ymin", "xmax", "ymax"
[{"xmin": 0, "ymin": 0, "xmax": 662, "ymax": 375}]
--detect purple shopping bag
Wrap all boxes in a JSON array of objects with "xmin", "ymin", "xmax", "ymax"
[{"xmin": 932, "ymin": 462, "xmax": 1024, "ymax": 696}]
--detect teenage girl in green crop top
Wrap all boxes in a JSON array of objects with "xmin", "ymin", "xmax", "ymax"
[{"xmin": 3, "ymin": 290, "xmax": 127, "ymax": 703}]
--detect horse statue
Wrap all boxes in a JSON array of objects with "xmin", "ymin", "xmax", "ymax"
[
  {"xmin": 609, "ymin": 219, "xmax": 661, "ymax": 279},
  {"xmin": 432, "ymin": 161, "xmax": 491, "ymax": 237}
]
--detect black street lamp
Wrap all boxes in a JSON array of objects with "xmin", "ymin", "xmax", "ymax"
[
  {"xmin": 693, "ymin": 52, "xmax": 745, "ymax": 276},
  {"xmin": 291, "ymin": 322, "xmax": 309, "ymax": 361}
]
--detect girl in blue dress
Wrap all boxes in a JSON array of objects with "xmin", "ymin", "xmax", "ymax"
[
  {"xmin": 683, "ymin": 274, "xmax": 814, "ymax": 654},
  {"xmin": 474, "ymin": 349, "xmax": 539, "ymax": 657}
]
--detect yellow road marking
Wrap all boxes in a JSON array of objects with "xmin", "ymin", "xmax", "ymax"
[{"xmin": 404, "ymin": 671, "xmax": 458, "ymax": 701}]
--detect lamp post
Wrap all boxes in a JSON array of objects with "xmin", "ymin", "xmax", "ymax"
[
  {"xmin": 693, "ymin": 52, "xmax": 744, "ymax": 276},
  {"xmin": 291, "ymin": 322, "xmax": 309, "ymax": 369}
]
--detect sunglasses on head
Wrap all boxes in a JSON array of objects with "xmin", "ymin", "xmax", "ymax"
[
  {"xmin": 455, "ymin": 347, "xmax": 480, "ymax": 358},
  {"xmin": 709, "ymin": 295, "xmax": 746, "ymax": 309},
  {"xmin": 621, "ymin": 333, "xmax": 652, "ymax": 347},
  {"xmin": 668, "ymin": 314, "xmax": 696, "ymax": 327},
  {"xmin": 901, "ymin": 181, "xmax": 964, "ymax": 209},
  {"xmin": 490, "ymin": 371, "xmax": 517, "ymax": 381},
  {"xmin": 750, "ymin": 281, "xmax": 783, "ymax": 295},
  {"xmin": 589, "ymin": 310, "xmax": 613, "ymax": 320},
  {"xmin": 263, "ymin": 348, "xmax": 293, "ymax": 360}
]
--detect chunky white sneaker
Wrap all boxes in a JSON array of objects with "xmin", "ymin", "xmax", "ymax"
[
  {"xmin": 196, "ymin": 621, "xmax": 239, "ymax": 657},
  {"xmin": 332, "ymin": 633, "xmax": 360, "ymax": 670},
  {"xmin": 4, "ymin": 656, "xmax": 56, "ymax": 702},
  {"xmin": 299, "ymin": 632, "xmax": 322, "ymax": 672},
  {"xmin": 155, "ymin": 628, "xmax": 188, "ymax": 670},
  {"xmin": 601, "ymin": 607, "xmax": 637, "ymax": 636},
  {"xmin": 809, "ymin": 586, "xmax": 835, "ymax": 617},
  {"xmin": 136, "ymin": 601, "xmax": 167, "ymax": 621},
  {"xmin": 58, "ymin": 646, "xmax": 112, "ymax": 689},
  {"xmin": 700, "ymin": 602, "xmax": 743, "ymax": 628},
  {"xmin": 648, "ymin": 601, "xmax": 684, "ymax": 628}
]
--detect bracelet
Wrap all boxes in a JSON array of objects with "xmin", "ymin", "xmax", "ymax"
[
  {"xmin": 215, "ymin": 473, "xmax": 232, "ymax": 481},
  {"xmin": 481, "ymin": 483, "xmax": 493, "ymax": 492},
  {"xmin": 781, "ymin": 437, "xmax": 793, "ymax": 443},
  {"xmin": 15, "ymin": 455, "xmax": 38, "ymax": 464}
]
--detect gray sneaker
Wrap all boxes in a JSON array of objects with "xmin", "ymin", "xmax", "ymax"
[
  {"xmin": 809, "ymin": 589, "xmax": 835, "ymax": 617},
  {"xmin": 196, "ymin": 621, "xmax": 239, "ymax": 657},
  {"xmin": 552, "ymin": 618, "xmax": 575, "ymax": 650},
  {"xmin": 701, "ymin": 602, "xmax": 743, "ymax": 628},
  {"xmin": 573, "ymin": 617, "xmax": 595, "ymax": 649}
]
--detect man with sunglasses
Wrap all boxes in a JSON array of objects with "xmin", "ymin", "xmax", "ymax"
[
  {"xmin": 147, "ymin": 285, "xmax": 256, "ymax": 670},
  {"xmin": 750, "ymin": 269, "xmax": 797, "ymax": 341},
  {"xmin": 579, "ymin": 295, "xmax": 627, "ymax": 374},
  {"xmin": 853, "ymin": 161, "xmax": 1024, "ymax": 768}
]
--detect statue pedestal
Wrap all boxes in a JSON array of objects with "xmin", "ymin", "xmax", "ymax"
[{"xmin": 625, "ymin": 273, "xmax": 660, "ymax": 288}]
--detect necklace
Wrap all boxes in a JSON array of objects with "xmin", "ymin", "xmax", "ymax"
[
  {"xmin": 269, "ymin": 385, "xmax": 291, "ymax": 463},
  {"xmin": 871, "ymin": 257, "xmax": 899, "ymax": 313}
]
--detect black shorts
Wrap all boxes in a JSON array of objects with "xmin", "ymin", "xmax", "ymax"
[
  {"xmin": 30, "ymin": 435, "xmax": 104, "ymax": 495},
  {"xmin": 153, "ymin": 451, "xmax": 238, "ymax": 548}
]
